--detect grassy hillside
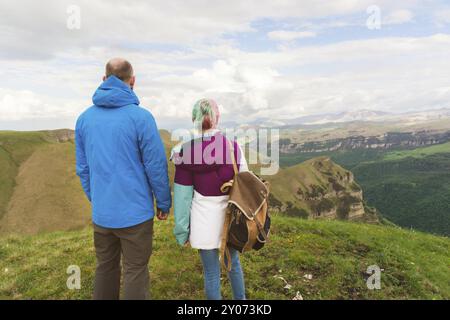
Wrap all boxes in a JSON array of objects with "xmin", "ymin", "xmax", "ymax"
[
  {"xmin": 353, "ymin": 153, "xmax": 450, "ymax": 236},
  {"xmin": 0, "ymin": 142, "xmax": 91, "ymax": 235},
  {"xmin": 280, "ymin": 148, "xmax": 387, "ymax": 169},
  {"xmin": 159, "ymin": 129, "xmax": 176, "ymax": 183},
  {"xmin": 0, "ymin": 130, "xmax": 448, "ymax": 300},
  {"xmin": 279, "ymin": 142, "xmax": 450, "ymax": 236},
  {"xmin": 0, "ymin": 131, "xmax": 91, "ymax": 235},
  {"xmin": 0, "ymin": 129, "xmax": 175, "ymax": 236},
  {"xmin": 382, "ymin": 142, "xmax": 450, "ymax": 161},
  {"xmin": 2, "ymin": 129, "xmax": 377, "ymax": 235},
  {"xmin": 279, "ymin": 141, "xmax": 450, "ymax": 169},
  {"xmin": 0, "ymin": 131, "xmax": 49, "ymax": 219},
  {"xmin": 265, "ymin": 157, "xmax": 377, "ymax": 221},
  {"xmin": 0, "ymin": 215, "xmax": 448, "ymax": 300},
  {"xmin": 267, "ymin": 157, "xmax": 352, "ymax": 206}
]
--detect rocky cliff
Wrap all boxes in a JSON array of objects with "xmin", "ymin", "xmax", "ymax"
[
  {"xmin": 42, "ymin": 129, "xmax": 75, "ymax": 143},
  {"xmin": 266, "ymin": 157, "xmax": 378, "ymax": 222},
  {"xmin": 280, "ymin": 130, "xmax": 450, "ymax": 154}
]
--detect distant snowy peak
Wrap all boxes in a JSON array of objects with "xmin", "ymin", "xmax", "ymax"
[
  {"xmin": 220, "ymin": 108, "xmax": 450, "ymax": 129},
  {"xmin": 401, "ymin": 108, "xmax": 450, "ymax": 122},
  {"xmin": 312, "ymin": 109, "xmax": 390, "ymax": 124},
  {"xmin": 282, "ymin": 108, "xmax": 450, "ymax": 126}
]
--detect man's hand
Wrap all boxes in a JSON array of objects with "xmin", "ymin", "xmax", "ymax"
[{"xmin": 156, "ymin": 208, "xmax": 169, "ymax": 221}]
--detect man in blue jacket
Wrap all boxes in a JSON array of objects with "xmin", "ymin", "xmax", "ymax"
[{"xmin": 75, "ymin": 58, "xmax": 171, "ymax": 300}]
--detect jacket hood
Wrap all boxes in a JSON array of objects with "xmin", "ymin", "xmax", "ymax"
[{"xmin": 92, "ymin": 75, "xmax": 140, "ymax": 108}]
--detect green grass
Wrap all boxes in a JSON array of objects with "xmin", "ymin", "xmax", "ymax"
[
  {"xmin": 383, "ymin": 142, "xmax": 450, "ymax": 161},
  {"xmin": 0, "ymin": 215, "xmax": 448, "ymax": 300},
  {"xmin": 279, "ymin": 141, "xmax": 450, "ymax": 236},
  {"xmin": 280, "ymin": 149, "xmax": 388, "ymax": 169},
  {"xmin": 0, "ymin": 129, "xmax": 448, "ymax": 299},
  {"xmin": 280, "ymin": 142, "xmax": 450, "ymax": 169},
  {"xmin": 352, "ymin": 153, "xmax": 450, "ymax": 236},
  {"xmin": 0, "ymin": 131, "xmax": 48, "ymax": 218},
  {"xmin": 0, "ymin": 142, "xmax": 92, "ymax": 235},
  {"xmin": 0, "ymin": 131, "xmax": 49, "ymax": 163},
  {"xmin": 0, "ymin": 129, "xmax": 175, "ymax": 234}
]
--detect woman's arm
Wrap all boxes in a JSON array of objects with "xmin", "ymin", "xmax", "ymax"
[
  {"xmin": 173, "ymin": 183, "xmax": 193, "ymax": 245},
  {"xmin": 172, "ymin": 158, "xmax": 194, "ymax": 246}
]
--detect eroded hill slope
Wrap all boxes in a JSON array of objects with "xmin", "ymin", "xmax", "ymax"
[
  {"xmin": 0, "ymin": 129, "xmax": 175, "ymax": 235},
  {"xmin": 266, "ymin": 157, "xmax": 378, "ymax": 222}
]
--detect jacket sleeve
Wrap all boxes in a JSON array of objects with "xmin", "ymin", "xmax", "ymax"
[
  {"xmin": 173, "ymin": 183, "xmax": 193, "ymax": 245},
  {"xmin": 173, "ymin": 151, "xmax": 194, "ymax": 246},
  {"xmin": 137, "ymin": 111, "xmax": 172, "ymax": 213},
  {"xmin": 75, "ymin": 118, "xmax": 91, "ymax": 201}
]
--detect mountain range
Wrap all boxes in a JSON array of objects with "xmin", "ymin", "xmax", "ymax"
[
  {"xmin": 0, "ymin": 129, "xmax": 449, "ymax": 300},
  {"xmin": 0, "ymin": 129, "xmax": 377, "ymax": 235},
  {"xmin": 224, "ymin": 107, "xmax": 450, "ymax": 129}
]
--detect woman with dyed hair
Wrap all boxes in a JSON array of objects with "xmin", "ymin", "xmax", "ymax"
[{"xmin": 171, "ymin": 99, "xmax": 248, "ymax": 300}]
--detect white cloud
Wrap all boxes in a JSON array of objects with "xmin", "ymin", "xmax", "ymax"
[
  {"xmin": 0, "ymin": 89, "xmax": 84, "ymax": 121},
  {"xmin": 384, "ymin": 9, "xmax": 414, "ymax": 25},
  {"xmin": 140, "ymin": 34, "xmax": 450, "ymax": 123},
  {"xmin": 0, "ymin": 0, "xmax": 418, "ymax": 59},
  {"xmin": 2, "ymin": 33, "xmax": 450, "ymax": 128},
  {"xmin": 0, "ymin": 0, "xmax": 448, "ymax": 130},
  {"xmin": 434, "ymin": 8, "xmax": 450, "ymax": 26},
  {"xmin": 268, "ymin": 30, "xmax": 317, "ymax": 41}
]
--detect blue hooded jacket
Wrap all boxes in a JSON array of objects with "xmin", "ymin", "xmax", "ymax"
[{"xmin": 75, "ymin": 76, "xmax": 171, "ymax": 228}]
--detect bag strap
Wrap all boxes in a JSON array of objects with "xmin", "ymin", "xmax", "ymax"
[
  {"xmin": 220, "ymin": 208, "xmax": 233, "ymax": 272},
  {"xmin": 228, "ymin": 139, "xmax": 238, "ymax": 175},
  {"xmin": 220, "ymin": 139, "xmax": 238, "ymax": 193},
  {"xmin": 252, "ymin": 208, "xmax": 269, "ymax": 242},
  {"xmin": 219, "ymin": 138, "xmax": 238, "ymax": 272}
]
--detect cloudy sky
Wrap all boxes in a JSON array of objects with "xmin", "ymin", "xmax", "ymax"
[{"xmin": 1, "ymin": 0, "xmax": 450, "ymax": 130}]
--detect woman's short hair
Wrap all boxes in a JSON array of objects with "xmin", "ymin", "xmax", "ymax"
[{"xmin": 192, "ymin": 99, "xmax": 220, "ymax": 131}]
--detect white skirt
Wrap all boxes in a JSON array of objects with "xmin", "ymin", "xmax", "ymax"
[{"xmin": 189, "ymin": 191, "xmax": 228, "ymax": 250}]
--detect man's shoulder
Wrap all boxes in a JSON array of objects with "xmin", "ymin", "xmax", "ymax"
[
  {"xmin": 129, "ymin": 105, "xmax": 154, "ymax": 117},
  {"xmin": 127, "ymin": 105, "xmax": 157, "ymax": 125},
  {"xmin": 76, "ymin": 105, "xmax": 96, "ymax": 124}
]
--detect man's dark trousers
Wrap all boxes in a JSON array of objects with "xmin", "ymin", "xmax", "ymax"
[{"xmin": 93, "ymin": 219, "xmax": 154, "ymax": 300}]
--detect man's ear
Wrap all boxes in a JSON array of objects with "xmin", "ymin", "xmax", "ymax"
[
  {"xmin": 130, "ymin": 75, "xmax": 136, "ymax": 89},
  {"xmin": 102, "ymin": 75, "xmax": 106, "ymax": 81}
]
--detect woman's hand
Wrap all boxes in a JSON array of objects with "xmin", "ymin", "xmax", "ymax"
[{"xmin": 184, "ymin": 241, "xmax": 190, "ymax": 248}]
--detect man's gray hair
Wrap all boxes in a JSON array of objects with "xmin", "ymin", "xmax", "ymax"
[{"xmin": 105, "ymin": 58, "xmax": 134, "ymax": 81}]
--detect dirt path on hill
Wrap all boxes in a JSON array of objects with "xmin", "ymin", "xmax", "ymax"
[{"xmin": 0, "ymin": 143, "xmax": 91, "ymax": 235}]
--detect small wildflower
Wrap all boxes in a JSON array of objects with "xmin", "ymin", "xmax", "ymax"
[{"xmin": 293, "ymin": 291, "xmax": 303, "ymax": 300}]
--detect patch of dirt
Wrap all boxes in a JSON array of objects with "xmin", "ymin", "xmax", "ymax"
[{"xmin": 0, "ymin": 143, "xmax": 91, "ymax": 235}]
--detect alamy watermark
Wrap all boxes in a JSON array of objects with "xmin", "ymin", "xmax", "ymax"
[
  {"xmin": 66, "ymin": 265, "xmax": 81, "ymax": 290},
  {"xmin": 366, "ymin": 5, "xmax": 382, "ymax": 30},
  {"xmin": 366, "ymin": 264, "xmax": 382, "ymax": 290},
  {"xmin": 171, "ymin": 128, "xmax": 280, "ymax": 176},
  {"xmin": 66, "ymin": 5, "xmax": 81, "ymax": 30}
]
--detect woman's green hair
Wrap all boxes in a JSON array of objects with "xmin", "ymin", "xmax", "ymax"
[{"xmin": 192, "ymin": 98, "xmax": 220, "ymax": 130}]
